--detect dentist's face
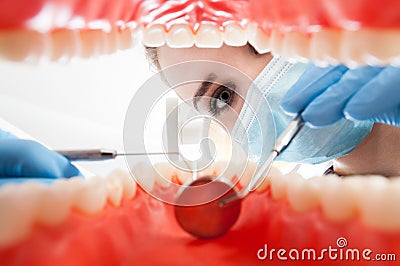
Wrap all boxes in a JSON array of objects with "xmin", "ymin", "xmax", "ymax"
[{"xmin": 158, "ymin": 44, "xmax": 272, "ymax": 129}]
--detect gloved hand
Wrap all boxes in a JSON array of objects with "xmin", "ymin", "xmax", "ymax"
[
  {"xmin": 280, "ymin": 64, "xmax": 400, "ymax": 127},
  {"xmin": 0, "ymin": 130, "xmax": 81, "ymax": 178}
]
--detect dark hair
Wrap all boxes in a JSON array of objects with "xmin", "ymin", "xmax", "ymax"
[
  {"xmin": 144, "ymin": 46, "xmax": 161, "ymax": 71},
  {"xmin": 145, "ymin": 43, "xmax": 260, "ymax": 72}
]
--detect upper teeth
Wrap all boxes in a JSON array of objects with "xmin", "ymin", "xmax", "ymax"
[{"xmin": 2, "ymin": 22, "xmax": 400, "ymax": 66}]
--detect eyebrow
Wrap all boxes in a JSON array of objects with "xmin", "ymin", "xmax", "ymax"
[{"xmin": 193, "ymin": 73, "xmax": 217, "ymax": 110}]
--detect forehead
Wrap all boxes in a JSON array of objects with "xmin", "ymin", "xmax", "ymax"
[
  {"xmin": 158, "ymin": 45, "xmax": 247, "ymax": 87},
  {"xmin": 157, "ymin": 45, "xmax": 271, "ymax": 82}
]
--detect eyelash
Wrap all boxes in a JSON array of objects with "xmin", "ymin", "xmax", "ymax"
[{"xmin": 209, "ymin": 82, "xmax": 236, "ymax": 116}]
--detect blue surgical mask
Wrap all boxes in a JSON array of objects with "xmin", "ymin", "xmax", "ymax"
[{"xmin": 232, "ymin": 56, "xmax": 373, "ymax": 164}]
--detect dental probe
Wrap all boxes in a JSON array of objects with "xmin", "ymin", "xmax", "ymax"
[
  {"xmin": 174, "ymin": 115, "xmax": 304, "ymax": 239},
  {"xmin": 220, "ymin": 115, "xmax": 305, "ymax": 206},
  {"xmin": 56, "ymin": 149, "xmax": 179, "ymax": 161}
]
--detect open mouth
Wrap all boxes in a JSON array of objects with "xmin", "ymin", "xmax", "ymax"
[{"xmin": 0, "ymin": 0, "xmax": 399, "ymax": 265}]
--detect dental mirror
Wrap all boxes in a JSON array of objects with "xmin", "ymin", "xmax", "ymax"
[
  {"xmin": 174, "ymin": 116, "xmax": 304, "ymax": 239},
  {"xmin": 174, "ymin": 176, "xmax": 241, "ymax": 239}
]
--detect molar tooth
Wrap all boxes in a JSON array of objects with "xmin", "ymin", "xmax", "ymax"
[
  {"xmin": 129, "ymin": 24, "xmax": 142, "ymax": 48},
  {"xmin": 287, "ymin": 174, "xmax": 321, "ymax": 213},
  {"xmin": 118, "ymin": 27, "xmax": 134, "ymax": 50},
  {"xmin": 50, "ymin": 29, "xmax": 81, "ymax": 61},
  {"xmin": 131, "ymin": 161, "xmax": 155, "ymax": 192},
  {"xmin": 166, "ymin": 24, "xmax": 195, "ymax": 48},
  {"xmin": 270, "ymin": 170, "xmax": 290, "ymax": 200},
  {"xmin": 109, "ymin": 169, "xmax": 137, "ymax": 200},
  {"xmin": 0, "ymin": 183, "xmax": 37, "ymax": 246},
  {"xmin": 281, "ymin": 31, "xmax": 310, "ymax": 63},
  {"xmin": 223, "ymin": 23, "xmax": 247, "ymax": 47},
  {"xmin": 270, "ymin": 29, "xmax": 283, "ymax": 56},
  {"xmin": 37, "ymin": 178, "xmax": 73, "ymax": 226},
  {"xmin": 359, "ymin": 176, "xmax": 400, "ymax": 232},
  {"xmin": 142, "ymin": 24, "xmax": 166, "ymax": 47},
  {"xmin": 105, "ymin": 28, "xmax": 119, "ymax": 54},
  {"xmin": 340, "ymin": 30, "xmax": 365, "ymax": 67},
  {"xmin": 341, "ymin": 29, "xmax": 400, "ymax": 66},
  {"xmin": 247, "ymin": 24, "xmax": 270, "ymax": 54},
  {"xmin": 310, "ymin": 29, "xmax": 341, "ymax": 66},
  {"xmin": 320, "ymin": 175, "xmax": 357, "ymax": 223},
  {"xmin": 79, "ymin": 29, "xmax": 107, "ymax": 58},
  {"xmin": 255, "ymin": 164, "xmax": 282, "ymax": 192},
  {"xmin": 70, "ymin": 177, "xmax": 108, "ymax": 214},
  {"xmin": 195, "ymin": 24, "xmax": 223, "ymax": 48},
  {"xmin": 0, "ymin": 30, "xmax": 49, "ymax": 62},
  {"xmin": 105, "ymin": 174, "xmax": 123, "ymax": 206}
]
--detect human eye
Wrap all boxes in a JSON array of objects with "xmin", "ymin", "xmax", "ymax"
[{"xmin": 208, "ymin": 82, "xmax": 236, "ymax": 117}]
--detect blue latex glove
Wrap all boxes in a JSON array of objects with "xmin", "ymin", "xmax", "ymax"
[
  {"xmin": 280, "ymin": 64, "xmax": 400, "ymax": 127},
  {"xmin": 0, "ymin": 130, "xmax": 81, "ymax": 178}
]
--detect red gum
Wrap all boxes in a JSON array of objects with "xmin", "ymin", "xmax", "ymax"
[
  {"xmin": 250, "ymin": 0, "xmax": 400, "ymax": 32},
  {"xmin": 0, "ymin": 187, "xmax": 399, "ymax": 266},
  {"xmin": 1, "ymin": 0, "xmax": 399, "ymax": 32}
]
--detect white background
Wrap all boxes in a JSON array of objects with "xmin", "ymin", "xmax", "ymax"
[{"xmin": 0, "ymin": 45, "xmax": 160, "ymax": 176}]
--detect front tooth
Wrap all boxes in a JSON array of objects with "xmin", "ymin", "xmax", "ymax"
[
  {"xmin": 162, "ymin": 160, "xmax": 193, "ymax": 184},
  {"xmin": 70, "ymin": 177, "xmax": 108, "ymax": 214},
  {"xmin": 310, "ymin": 29, "xmax": 341, "ymax": 66},
  {"xmin": 281, "ymin": 31, "xmax": 310, "ymax": 63},
  {"xmin": 195, "ymin": 24, "xmax": 223, "ymax": 48},
  {"xmin": 247, "ymin": 23, "xmax": 270, "ymax": 54},
  {"xmin": 359, "ymin": 176, "xmax": 400, "ymax": 232},
  {"xmin": 287, "ymin": 174, "xmax": 321, "ymax": 213},
  {"xmin": 131, "ymin": 161, "xmax": 156, "ymax": 192},
  {"xmin": 153, "ymin": 162, "xmax": 175, "ymax": 187},
  {"xmin": 142, "ymin": 24, "xmax": 166, "ymax": 47},
  {"xmin": 320, "ymin": 175, "xmax": 357, "ymax": 223},
  {"xmin": 166, "ymin": 24, "xmax": 195, "ymax": 48},
  {"xmin": 109, "ymin": 169, "xmax": 137, "ymax": 200},
  {"xmin": 213, "ymin": 160, "xmax": 237, "ymax": 181},
  {"xmin": 216, "ymin": 142, "xmax": 248, "ymax": 183},
  {"xmin": 223, "ymin": 23, "xmax": 247, "ymax": 47}
]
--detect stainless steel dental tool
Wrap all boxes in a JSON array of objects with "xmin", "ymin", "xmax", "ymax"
[
  {"xmin": 174, "ymin": 115, "xmax": 305, "ymax": 239},
  {"xmin": 220, "ymin": 115, "xmax": 305, "ymax": 206},
  {"xmin": 57, "ymin": 149, "xmax": 179, "ymax": 161}
]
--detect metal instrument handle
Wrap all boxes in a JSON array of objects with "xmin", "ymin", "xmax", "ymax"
[{"xmin": 56, "ymin": 149, "xmax": 117, "ymax": 161}]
